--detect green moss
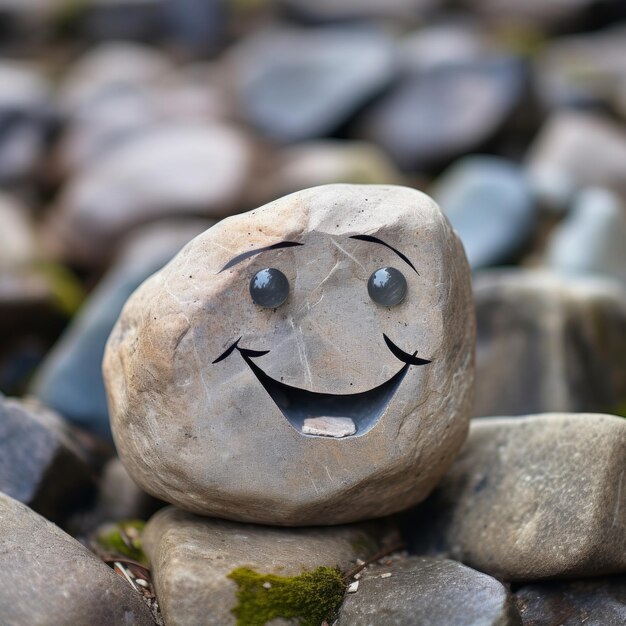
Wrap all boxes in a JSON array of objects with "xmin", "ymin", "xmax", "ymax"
[
  {"xmin": 227, "ymin": 566, "xmax": 346, "ymax": 626},
  {"xmin": 32, "ymin": 261, "xmax": 85, "ymax": 316},
  {"xmin": 95, "ymin": 520, "xmax": 147, "ymax": 565}
]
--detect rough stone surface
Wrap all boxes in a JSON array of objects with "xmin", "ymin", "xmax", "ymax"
[
  {"xmin": 143, "ymin": 506, "xmax": 384, "ymax": 626},
  {"xmin": 104, "ymin": 184, "xmax": 475, "ymax": 525},
  {"xmin": 0, "ymin": 394, "xmax": 95, "ymax": 524},
  {"xmin": 47, "ymin": 123, "xmax": 250, "ymax": 266},
  {"xmin": 337, "ymin": 557, "xmax": 521, "ymax": 626},
  {"xmin": 231, "ymin": 27, "xmax": 395, "ymax": 142},
  {"xmin": 472, "ymin": 270, "xmax": 626, "ymax": 417},
  {"xmin": 514, "ymin": 577, "xmax": 626, "ymax": 625},
  {"xmin": 31, "ymin": 220, "xmax": 211, "ymax": 439},
  {"xmin": 0, "ymin": 492, "xmax": 155, "ymax": 626},
  {"xmin": 362, "ymin": 57, "xmax": 524, "ymax": 170},
  {"xmin": 432, "ymin": 156, "xmax": 537, "ymax": 269},
  {"xmin": 526, "ymin": 112, "xmax": 626, "ymax": 200},
  {"xmin": 408, "ymin": 414, "xmax": 626, "ymax": 581},
  {"xmin": 546, "ymin": 188, "xmax": 626, "ymax": 288}
]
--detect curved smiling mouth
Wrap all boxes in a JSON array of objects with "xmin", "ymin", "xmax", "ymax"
[{"xmin": 213, "ymin": 335, "xmax": 430, "ymax": 439}]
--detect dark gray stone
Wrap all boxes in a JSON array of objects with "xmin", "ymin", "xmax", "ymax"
[
  {"xmin": 433, "ymin": 156, "xmax": 537, "ymax": 269},
  {"xmin": 31, "ymin": 220, "xmax": 211, "ymax": 440},
  {"xmin": 337, "ymin": 557, "xmax": 521, "ymax": 626},
  {"xmin": 407, "ymin": 414, "xmax": 626, "ymax": 581},
  {"xmin": 515, "ymin": 577, "xmax": 626, "ymax": 626},
  {"xmin": 362, "ymin": 57, "xmax": 525, "ymax": 170},
  {"xmin": 232, "ymin": 26, "xmax": 395, "ymax": 142},
  {"xmin": 0, "ymin": 492, "xmax": 155, "ymax": 626},
  {"xmin": 472, "ymin": 270, "xmax": 626, "ymax": 418},
  {"xmin": 0, "ymin": 394, "xmax": 95, "ymax": 524}
]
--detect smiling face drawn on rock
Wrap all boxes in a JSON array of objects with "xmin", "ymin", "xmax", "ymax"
[
  {"xmin": 211, "ymin": 235, "xmax": 432, "ymax": 439},
  {"xmin": 104, "ymin": 184, "xmax": 475, "ymax": 525}
]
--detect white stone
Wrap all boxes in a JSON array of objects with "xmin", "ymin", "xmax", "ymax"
[{"xmin": 302, "ymin": 416, "xmax": 357, "ymax": 438}]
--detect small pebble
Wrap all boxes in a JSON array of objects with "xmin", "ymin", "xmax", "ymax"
[
  {"xmin": 380, "ymin": 573, "xmax": 392, "ymax": 579},
  {"xmin": 262, "ymin": 581, "xmax": 271, "ymax": 589},
  {"xmin": 302, "ymin": 416, "xmax": 356, "ymax": 438},
  {"xmin": 347, "ymin": 581, "xmax": 359, "ymax": 593}
]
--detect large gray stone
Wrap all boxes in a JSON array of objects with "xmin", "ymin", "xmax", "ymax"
[
  {"xmin": 0, "ymin": 492, "xmax": 155, "ymax": 626},
  {"xmin": 231, "ymin": 26, "xmax": 395, "ymax": 142},
  {"xmin": 472, "ymin": 270, "xmax": 626, "ymax": 417},
  {"xmin": 31, "ymin": 220, "xmax": 211, "ymax": 439},
  {"xmin": 337, "ymin": 557, "xmax": 521, "ymax": 626},
  {"xmin": 143, "ymin": 506, "xmax": 384, "ymax": 626},
  {"xmin": 46, "ymin": 123, "xmax": 250, "ymax": 266},
  {"xmin": 526, "ymin": 112, "xmax": 626, "ymax": 201},
  {"xmin": 514, "ymin": 577, "xmax": 626, "ymax": 625},
  {"xmin": 104, "ymin": 184, "xmax": 475, "ymax": 525},
  {"xmin": 361, "ymin": 57, "xmax": 525, "ymax": 171},
  {"xmin": 0, "ymin": 394, "xmax": 95, "ymax": 524},
  {"xmin": 409, "ymin": 414, "xmax": 626, "ymax": 581}
]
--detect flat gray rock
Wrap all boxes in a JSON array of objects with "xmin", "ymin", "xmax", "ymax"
[
  {"xmin": 515, "ymin": 577, "xmax": 626, "ymax": 626},
  {"xmin": 472, "ymin": 270, "xmax": 626, "ymax": 417},
  {"xmin": 408, "ymin": 413, "xmax": 626, "ymax": 581},
  {"xmin": 337, "ymin": 557, "xmax": 521, "ymax": 626},
  {"xmin": 0, "ymin": 492, "xmax": 155, "ymax": 626},
  {"xmin": 104, "ymin": 184, "xmax": 475, "ymax": 525},
  {"xmin": 0, "ymin": 394, "xmax": 94, "ymax": 524},
  {"xmin": 47, "ymin": 122, "xmax": 251, "ymax": 266},
  {"xmin": 143, "ymin": 506, "xmax": 385, "ymax": 626},
  {"xmin": 231, "ymin": 27, "xmax": 396, "ymax": 142},
  {"xmin": 433, "ymin": 156, "xmax": 536, "ymax": 269}
]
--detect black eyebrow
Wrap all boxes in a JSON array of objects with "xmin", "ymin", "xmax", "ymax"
[
  {"xmin": 349, "ymin": 234, "xmax": 419, "ymax": 274},
  {"xmin": 219, "ymin": 241, "xmax": 303, "ymax": 272}
]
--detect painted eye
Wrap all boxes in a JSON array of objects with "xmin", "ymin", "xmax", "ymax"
[
  {"xmin": 367, "ymin": 267, "xmax": 407, "ymax": 306},
  {"xmin": 250, "ymin": 268, "xmax": 290, "ymax": 308}
]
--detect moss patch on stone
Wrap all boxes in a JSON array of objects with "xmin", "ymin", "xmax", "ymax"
[
  {"xmin": 95, "ymin": 519, "xmax": 147, "ymax": 565},
  {"xmin": 228, "ymin": 566, "xmax": 346, "ymax": 626}
]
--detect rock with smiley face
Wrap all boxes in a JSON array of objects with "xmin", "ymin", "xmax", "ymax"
[{"xmin": 104, "ymin": 184, "xmax": 475, "ymax": 525}]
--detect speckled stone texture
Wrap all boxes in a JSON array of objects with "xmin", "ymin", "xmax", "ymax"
[{"xmin": 104, "ymin": 184, "xmax": 474, "ymax": 525}]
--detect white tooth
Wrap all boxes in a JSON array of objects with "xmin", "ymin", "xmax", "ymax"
[{"xmin": 302, "ymin": 417, "xmax": 356, "ymax": 438}]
